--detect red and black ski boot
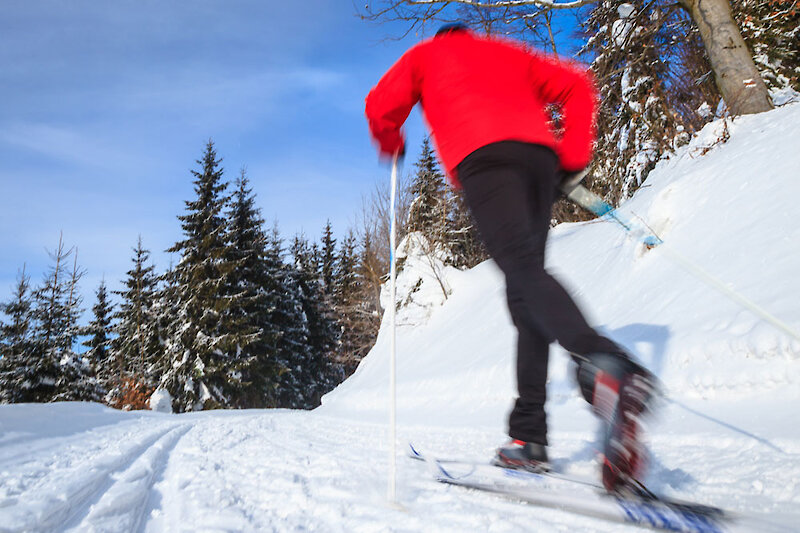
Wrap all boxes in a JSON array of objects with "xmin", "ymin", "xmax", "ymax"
[
  {"xmin": 575, "ymin": 353, "xmax": 659, "ymax": 492},
  {"xmin": 493, "ymin": 439, "xmax": 551, "ymax": 473}
]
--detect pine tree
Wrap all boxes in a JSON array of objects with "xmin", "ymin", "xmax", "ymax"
[
  {"xmin": 225, "ymin": 170, "xmax": 282, "ymax": 407},
  {"xmin": 407, "ymin": 138, "xmax": 448, "ymax": 246},
  {"xmin": 26, "ymin": 236, "xmax": 100, "ymax": 402},
  {"xmin": 445, "ymin": 188, "xmax": 488, "ymax": 269},
  {"xmin": 160, "ymin": 140, "xmax": 250, "ymax": 412},
  {"xmin": 83, "ymin": 279, "xmax": 114, "ymax": 382},
  {"xmin": 153, "ymin": 262, "xmax": 180, "ymax": 386},
  {"xmin": 333, "ymin": 231, "xmax": 359, "ymax": 313},
  {"xmin": 289, "ymin": 234, "xmax": 341, "ymax": 407},
  {"xmin": 320, "ymin": 220, "xmax": 337, "ymax": 297},
  {"xmin": 331, "ymin": 230, "xmax": 372, "ymax": 374},
  {"xmin": 107, "ymin": 236, "xmax": 162, "ymax": 407},
  {"xmin": 265, "ymin": 226, "xmax": 313, "ymax": 408},
  {"xmin": 0, "ymin": 266, "xmax": 34, "ymax": 403}
]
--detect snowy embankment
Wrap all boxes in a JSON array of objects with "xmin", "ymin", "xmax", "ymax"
[
  {"xmin": 2, "ymin": 103, "xmax": 800, "ymax": 532},
  {"xmin": 321, "ymin": 101, "xmax": 800, "ymax": 430}
]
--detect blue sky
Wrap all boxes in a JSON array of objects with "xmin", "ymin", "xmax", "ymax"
[
  {"xmin": 0, "ymin": 1, "xmax": 432, "ymax": 312},
  {"xmin": 0, "ymin": 1, "xmax": 580, "ymax": 320}
]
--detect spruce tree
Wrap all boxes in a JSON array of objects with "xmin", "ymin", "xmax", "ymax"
[
  {"xmin": 83, "ymin": 279, "xmax": 114, "ymax": 383},
  {"xmin": 407, "ymin": 137, "xmax": 447, "ymax": 246},
  {"xmin": 109, "ymin": 236, "xmax": 162, "ymax": 406},
  {"xmin": 0, "ymin": 267, "xmax": 34, "ymax": 403},
  {"xmin": 266, "ymin": 226, "xmax": 314, "ymax": 408},
  {"xmin": 153, "ymin": 262, "xmax": 180, "ymax": 387},
  {"xmin": 27, "ymin": 237, "xmax": 99, "ymax": 402},
  {"xmin": 160, "ymin": 141, "xmax": 249, "ymax": 412},
  {"xmin": 446, "ymin": 189, "xmax": 488, "ymax": 269},
  {"xmin": 225, "ymin": 170, "xmax": 282, "ymax": 407},
  {"xmin": 331, "ymin": 230, "xmax": 368, "ymax": 375},
  {"xmin": 289, "ymin": 234, "xmax": 340, "ymax": 407},
  {"xmin": 334, "ymin": 231, "xmax": 358, "ymax": 313},
  {"xmin": 320, "ymin": 220, "xmax": 337, "ymax": 297}
]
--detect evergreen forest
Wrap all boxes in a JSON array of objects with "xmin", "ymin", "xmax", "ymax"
[{"xmin": 0, "ymin": 139, "xmax": 483, "ymax": 412}]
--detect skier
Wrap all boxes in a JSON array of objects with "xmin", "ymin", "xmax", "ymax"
[{"xmin": 365, "ymin": 23, "xmax": 658, "ymax": 492}]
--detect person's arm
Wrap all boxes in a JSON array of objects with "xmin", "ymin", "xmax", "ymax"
[
  {"xmin": 529, "ymin": 52, "xmax": 599, "ymax": 172},
  {"xmin": 365, "ymin": 45, "xmax": 423, "ymax": 159}
]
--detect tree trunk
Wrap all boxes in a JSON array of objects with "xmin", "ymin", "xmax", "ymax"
[{"xmin": 680, "ymin": 0, "xmax": 772, "ymax": 115}]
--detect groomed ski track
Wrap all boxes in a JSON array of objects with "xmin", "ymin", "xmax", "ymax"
[{"xmin": 1, "ymin": 403, "xmax": 798, "ymax": 532}]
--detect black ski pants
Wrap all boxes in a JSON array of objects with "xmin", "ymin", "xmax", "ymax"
[{"xmin": 457, "ymin": 141, "xmax": 621, "ymax": 446}]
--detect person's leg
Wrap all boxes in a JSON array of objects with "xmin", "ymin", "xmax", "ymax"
[
  {"xmin": 506, "ymin": 288, "xmax": 550, "ymax": 445},
  {"xmin": 457, "ymin": 142, "xmax": 622, "ymax": 445},
  {"xmin": 458, "ymin": 143, "xmax": 621, "ymax": 358}
]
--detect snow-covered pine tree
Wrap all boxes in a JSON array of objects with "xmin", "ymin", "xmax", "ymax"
[
  {"xmin": 26, "ymin": 237, "xmax": 100, "ymax": 402},
  {"xmin": 225, "ymin": 170, "xmax": 282, "ymax": 408},
  {"xmin": 330, "ymin": 230, "xmax": 364, "ymax": 375},
  {"xmin": 160, "ymin": 141, "xmax": 251, "ymax": 412},
  {"xmin": 22, "ymin": 249, "xmax": 68, "ymax": 402},
  {"xmin": 445, "ymin": 188, "xmax": 488, "ymax": 269},
  {"xmin": 0, "ymin": 266, "xmax": 34, "ymax": 403},
  {"xmin": 153, "ymin": 262, "xmax": 179, "ymax": 386},
  {"xmin": 355, "ymin": 231, "xmax": 383, "ymax": 346},
  {"xmin": 734, "ymin": 0, "xmax": 799, "ymax": 93},
  {"xmin": 289, "ymin": 234, "xmax": 341, "ymax": 407},
  {"xmin": 264, "ymin": 226, "xmax": 314, "ymax": 408},
  {"xmin": 581, "ymin": 2, "xmax": 691, "ymax": 205},
  {"xmin": 334, "ymin": 231, "xmax": 359, "ymax": 310},
  {"xmin": 109, "ymin": 236, "xmax": 162, "ymax": 405},
  {"xmin": 82, "ymin": 279, "xmax": 113, "ymax": 393},
  {"xmin": 407, "ymin": 138, "xmax": 448, "ymax": 247},
  {"xmin": 320, "ymin": 220, "xmax": 337, "ymax": 298}
]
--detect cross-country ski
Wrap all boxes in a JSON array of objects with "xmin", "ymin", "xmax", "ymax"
[{"xmin": 409, "ymin": 444, "xmax": 792, "ymax": 533}]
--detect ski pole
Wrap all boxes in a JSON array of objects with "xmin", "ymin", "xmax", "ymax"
[
  {"xmin": 563, "ymin": 183, "xmax": 800, "ymax": 343},
  {"xmin": 388, "ymin": 153, "xmax": 399, "ymax": 504}
]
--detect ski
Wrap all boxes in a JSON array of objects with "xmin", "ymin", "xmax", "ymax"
[{"xmin": 408, "ymin": 444, "xmax": 789, "ymax": 533}]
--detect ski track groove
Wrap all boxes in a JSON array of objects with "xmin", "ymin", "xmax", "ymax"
[
  {"xmin": 0, "ymin": 421, "xmax": 187, "ymax": 533},
  {"xmin": 0, "ymin": 418, "xmax": 165, "ymax": 470},
  {"xmin": 61, "ymin": 424, "xmax": 192, "ymax": 533}
]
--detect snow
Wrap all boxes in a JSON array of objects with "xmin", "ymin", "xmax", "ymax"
[
  {"xmin": 148, "ymin": 389, "xmax": 172, "ymax": 414},
  {"xmin": 2, "ymin": 104, "xmax": 800, "ymax": 531}
]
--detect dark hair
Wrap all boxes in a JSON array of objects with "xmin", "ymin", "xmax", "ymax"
[{"xmin": 435, "ymin": 23, "xmax": 469, "ymax": 36}]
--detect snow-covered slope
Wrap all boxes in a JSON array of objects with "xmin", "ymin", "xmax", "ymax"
[
  {"xmin": 2, "ymin": 103, "xmax": 799, "ymax": 532},
  {"xmin": 320, "ymin": 103, "xmax": 800, "ymax": 432}
]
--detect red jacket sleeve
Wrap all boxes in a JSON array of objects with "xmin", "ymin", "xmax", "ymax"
[
  {"xmin": 529, "ymin": 52, "xmax": 599, "ymax": 172},
  {"xmin": 365, "ymin": 45, "xmax": 423, "ymax": 158}
]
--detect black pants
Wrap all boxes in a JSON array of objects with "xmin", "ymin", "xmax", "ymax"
[{"xmin": 457, "ymin": 141, "xmax": 621, "ymax": 445}]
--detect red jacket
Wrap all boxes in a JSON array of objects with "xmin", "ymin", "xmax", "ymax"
[{"xmin": 365, "ymin": 29, "xmax": 598, "ymax": 186}]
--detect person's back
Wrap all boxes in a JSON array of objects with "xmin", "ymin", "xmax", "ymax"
[{"xmin": 413, "ymin": 32, "xmax": 555, "ymax": 175}]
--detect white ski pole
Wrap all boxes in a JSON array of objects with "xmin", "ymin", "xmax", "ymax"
[{"xmin": 388, "ymin": 153, "xmax": 399, "ymax": 504}]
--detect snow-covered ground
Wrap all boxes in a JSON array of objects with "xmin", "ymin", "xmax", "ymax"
[{"xmin": 2, "ymin": 102, "xmax": 800, "ymax": 532}]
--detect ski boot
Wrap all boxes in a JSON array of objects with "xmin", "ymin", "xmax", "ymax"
[
  {"xmin": 575, "ymin": 352, "xmax": 659, "ymax": 493},
  {"xmin": 493, "ymin": 439, "xmax": 551, "ymax": 473}
]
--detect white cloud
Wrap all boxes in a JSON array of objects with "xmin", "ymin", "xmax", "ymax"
[{"xmin": 0, "ymin": 123, "xmax": 150, "ymax": 170}]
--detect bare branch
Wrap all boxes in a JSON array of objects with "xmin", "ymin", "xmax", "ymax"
[{"xmin": 406, "ymin": 0, "xmax": 595, "ymax": 9}]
